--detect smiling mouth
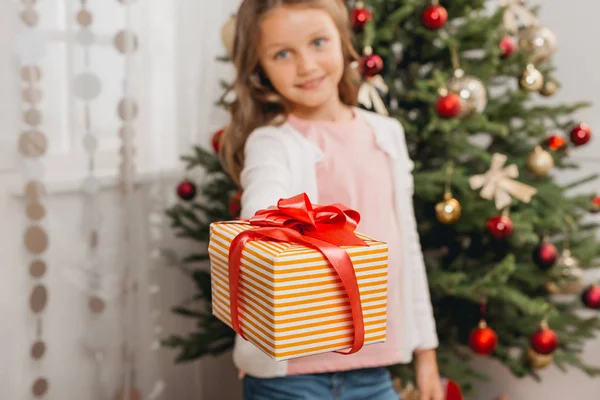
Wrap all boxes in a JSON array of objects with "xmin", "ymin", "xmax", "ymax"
[{"xmin": 297, "ymin": 76, "xmax": 326, "ymax": 90}]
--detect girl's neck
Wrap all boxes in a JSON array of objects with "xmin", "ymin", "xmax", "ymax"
[{"xmin": 289, "ymin": 99, "xmax": 354, "ymax": 123}]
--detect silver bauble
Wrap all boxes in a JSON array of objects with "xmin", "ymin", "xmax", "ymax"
[
  {"xmin": 518, "ymin": 25, "xmax": 557, "ymax": 65},
  {"xmin": 447, "ymin": 69, "xmax": 488, "ymax": 117}
]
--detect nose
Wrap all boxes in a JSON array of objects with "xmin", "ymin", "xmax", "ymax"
[{"xmin": 296, "ymin": 50, "xmax": 317, "ymax": 76}]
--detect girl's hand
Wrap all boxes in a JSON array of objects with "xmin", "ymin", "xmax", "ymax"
[{"xmin": 414, "ymin": 349, "xmax": 444, "ymax": 400}]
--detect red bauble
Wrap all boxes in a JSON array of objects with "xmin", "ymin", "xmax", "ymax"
[
  {"xmin": 499, "ymin": 36, "xmax": 515, "ymax": 58},
  {"xmin": 445, "ymin": 379, "xmax": 463, "ymax": 400},
  {"xmin": 176, "ymin": 179, "xmax": 196, "ymax": 201},
  {"xmin": 359, "ymin": 54, "xmax": 384, "ymax": 78},
  {"xmin": 592, "ymin": 195, "xmax": 600, "ymax": 213},
  {"xmin": 486, "ymin": 215, "xmax": 513, "ymax": 239},
  {"xmin": 570, "ymin": 123, "xmax": 592, "ymax": 146},
  {"xmin": 533, "ymin": 242, "xmax": 559, "ymax": 269},
  {"xmin": 212, "ymin": 129, "xmax": 224, "ymax": 153},
  {"xmin": 530, "ymin": 325, "xmax": 558, "ymax": 355},
  {"xmin": 436, "ymin": 93, "xmax": 461, "ymax": 118},
  {"xmin": 581, "ymin": 284, "xmax": 600, "ymax": 309},
  {"xmin": 422, "ymin": 5, "xmax": 448, "ymax": 30},
  {"xmin": 228, "ymin": 191, "xmax": 242, "ymax": 217},
  {"xmin": 351, "ymin": 7, "xmax": 372, "ymax": 29},
  {"xmin": 469, "ymin": 321, "xmax": 498, "ymax": 355},
  {"xmin": 546, "ymin": 135, "xmax": 566, "ymax": 151}
]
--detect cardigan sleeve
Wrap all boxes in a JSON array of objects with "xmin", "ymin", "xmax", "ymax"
[
  {"xmin": 393, "ymin": 120, "xmax": 439, "ymax": 350},
  {"xmin": 239, "ymin": 127, "xmax": 292, "ymax": 219}
]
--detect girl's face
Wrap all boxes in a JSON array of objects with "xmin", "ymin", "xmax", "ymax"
[{"xmin": 258, "ymin": 6, "xmax": 345, "ymax": 115}]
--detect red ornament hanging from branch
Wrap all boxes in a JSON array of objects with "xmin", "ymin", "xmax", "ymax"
[
  {"xmin": 469, "ymin": 299, "xmax": 497, "ymax": 355},
  {"xmin": 570, "ymin": 123, "xmax": 592, "ymax": 146},
  {"xmin": 212, "ymin": 128, "xmax": 224, "ymax": 153},
  {"xmin": 436, "ymin": 89, "xmax": 461, "ymax": 118},
  {"xmin": 499, "ymin": 35, "xmax": 515, "ymax": 58},
  {"xmin": 351, "ymin": 1, "xmax": 372, "ymax": 30},
  {"xmin": 359, "ymin": 46, "xmax": 384, "ymax": 78},
  {"xmin": 486, "ymin": 214, "xmax": 513, "ymax": 239},
  {"xmin": 422, "ymin": 1, "xmax": 448, "ymax": 30},
  {"xmin": 533, "ymin": 239, "xmax": 558, "ymax": 270},
  {"xmin": 546, "ymin": 135, "xmax": 566, "ymax": 151},
  {"xmin": 530, "ymin": 321, "xmax": 558, "ymax": 355},
  {"xmin": 176, "ymin": 179, "xmax": 197, "ymax": 201},
  {"xmin": 581, "ymin": 284, "xmax": 600, "ymax": 309}
]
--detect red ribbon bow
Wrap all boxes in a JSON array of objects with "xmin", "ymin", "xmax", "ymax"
[{"xmin": 228, "ymin": 193, "xmax": 368, "ymax": 355}]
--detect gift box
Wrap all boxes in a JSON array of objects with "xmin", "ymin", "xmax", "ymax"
[{"xmin": 208, "ymin": 193, "xmax": 388, "ymax": 361}]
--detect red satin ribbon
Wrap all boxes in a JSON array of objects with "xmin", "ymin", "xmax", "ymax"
[{"xmin": 227, "ymin": 193, "xmax": 368, "ymax": 355}]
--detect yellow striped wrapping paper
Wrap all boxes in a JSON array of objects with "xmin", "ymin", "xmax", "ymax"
[{"xmin": 208, "ymin": 221, "xmax": 388, "ymax": 361}]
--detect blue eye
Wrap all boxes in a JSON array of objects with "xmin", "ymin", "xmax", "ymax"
[
  {"xmin": 313, "ymin": 38, "xmax": 326, "ymax": 47},
  {"xmin": 275, "ymin": 50, "xmax": 290, "ymax": 60}
]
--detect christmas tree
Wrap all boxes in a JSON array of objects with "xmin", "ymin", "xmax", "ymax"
[{"xmin": 163, "ymin": 0, "xmax": 600, "ymax": 392}]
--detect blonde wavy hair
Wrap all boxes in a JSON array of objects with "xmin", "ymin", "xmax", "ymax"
[{"xmin": 219, "ymin": 0, "xmax": 361, "ymax": 186}]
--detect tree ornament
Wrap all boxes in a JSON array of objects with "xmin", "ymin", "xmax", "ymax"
[
  {"xmin": 358, "ymin": 75, "xmax": 389, "ymax": 116},
  {"xmin": 447, "ymin": 68, "xmax": 487, "ymax": 117},
  {"xmin": 591, "ymin": 195, "xmax": 600, "ymax": 213},
  {"xmin": 526, "ymin": 146, "xmax": 554, "ymax": 177},
  {"xmin": 359, "ymin": 47, "xmax": 384, "ymax": 78},
  {"xmin": 436, "ymin": 89, "xmax": 461, "ymax": 118},
  {"xmin": 546, "ymin": 248, "xmax": 584, "ymax": 295},
  {"xmin": 518, "ymin": 25, "xmax": 557, "ymax": 65},
  {"xmin": 581, "ymin": 284, "xmax": 600, "ymax": 309},
  {"xmin": 228, "ymin": 191, "xmax": 242, "ymax": 218},
  {"xmin": 435, "ymin": 164, "xmax": 461, "ymax": 224},
  {"xmin": 422, "ymin": 2, "xmax": 448, "ymax": 30},
  {"xmin": 487, "ymin": 214, "xmax": 513, "ymax": 239},
  {"xmin": 351, "ymin": 2, "xmax": 372, "ymax": 30},
  {"xmin": 533, "ymin": 240, "xmax": 559, "ymax": 270},
  {"xmin": 212, "ymin": 128, "xmax": 224, "ymax": 153},
  {"xmin": 570, "ymin": 123, "xmax": 592, "ymax": 146},
  {"xmin": 500, "ymin": 0, "xmax": 537, "ymax": 34},
  {"xmin": 546, "ymin": 135, "xmax": 566, "ymax": 151},
  {"xmin": 176, "ymin": 179, "xmax": 196, "ymax": 201},
  {"xmin": 469, "ymin": 320, "xmax": 497, "ymax": 355},
  {"xmin": 499, "ymin": 35, "xmax": 515, "ymax": 58},
  {"xmin": 530, "ymin": 320, "xmax": 558, "ymax": 355},
  {"xmin": 527, "ymin": 346, "xmax": 554, "ymax": 369},
  {"xmin": 469, "ymin": 153, "xmax": 537, "ymax": 210},
  {"xmin": 540, "ymin": 80, "xmax": 558, "ymax": 97},
  {"xmin": 445, "ymin": 380, "xmax": 464, "ymax": 400},
  {"xmin": 520, "ymin": 64, "xmax": 544, "ymax": 91},
  {"xmin": 221, "ymin": 15, "xmax": 236, "ymax": 57},
  {"xmin": 436, "ymin": 192, "xmax": 461, "ymax": 224}
]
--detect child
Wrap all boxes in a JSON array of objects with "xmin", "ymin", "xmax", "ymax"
[{"xmin": 219, "ymin": 1, "xmax": 442, "ymax": 399}]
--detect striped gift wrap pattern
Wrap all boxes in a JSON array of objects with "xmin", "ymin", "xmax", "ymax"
[{"xmin": 208, "ymin": 221, "xmax": 389, "ymax": 361}]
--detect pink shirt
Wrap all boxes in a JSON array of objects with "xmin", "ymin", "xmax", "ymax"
[{"xmin": 286, "ymin": 112, "xmax": 406, "ymax": 375}]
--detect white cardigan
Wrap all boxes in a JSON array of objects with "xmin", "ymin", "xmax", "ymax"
[{"xmin": 233, "ymin": 108, "xmax": 438, "ymax": 378}]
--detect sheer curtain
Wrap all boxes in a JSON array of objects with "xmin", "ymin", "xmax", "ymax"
[{"xmin": 0, "ymin": 0, "xmax": 241, "ymax": 399}]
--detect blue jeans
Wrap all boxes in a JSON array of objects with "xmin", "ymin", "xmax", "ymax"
[{"xmin": 242, "ymin": 367, "xmax": 399, "ymax": 400}]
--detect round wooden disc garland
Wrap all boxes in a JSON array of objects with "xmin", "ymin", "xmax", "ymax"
[{"xmin": 17, "ymin": 0, "xmax": 50, "ymax": 397}]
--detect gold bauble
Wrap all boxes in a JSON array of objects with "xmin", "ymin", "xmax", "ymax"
[
  {"xmin": 520, "ymin": 64, "xmax": 544, "ymax": 91},
  {"xmin": 518, "ymin": 25, "xmax": 558, "ymax": 65},
  {"xmin": 435, "ymin": 193, "xmax": 462, "ymax": 224},
  {"xmin": 546, "ymin": 249, "xmax": 585, "ymax": 295},
  {"xmin": 526, "ymin": 146, "xmax": 554, "ymax": 176},
  {"xmin": 527, "ymin": 347, "xmax": 553, "ymax": 369},
  {"xmin": 447, "ymin": 68, "xmax": 488, "ymax": 117},
  {"xmin": 221, "ymin": 15, "xmax": 237, "ymax": 56},
  {"xmin": 540, "ymin": 80, "xmax": 558, "ymax": 97}
]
